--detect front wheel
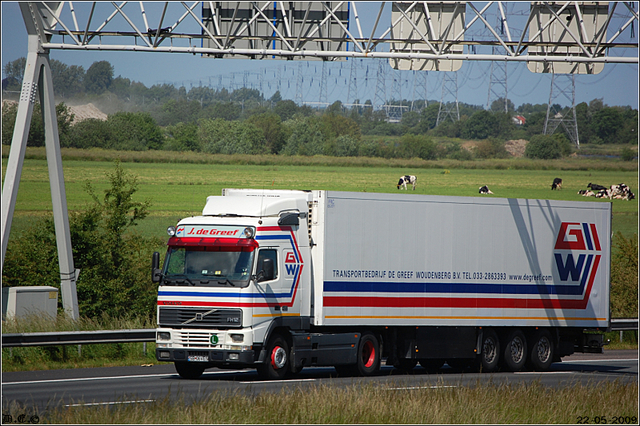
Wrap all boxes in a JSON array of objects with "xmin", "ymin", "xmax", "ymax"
[
  {"xmin": 174, "ymin": 362, "xmax": 205, "ymax": 379},
  {"xmin": 257, "ymin": 334, "xmax": 290, "ymax": 380},
  {"xmin": 502, "ymin": 329, "xmax": 528, "ymax": 372},
  {"xmin": 355, "ymin": 333, "xmax": 380, "ymax": 376},
  {"xmin": 527, "ymin": 330, "xmax": 554, "ymax": 371}
]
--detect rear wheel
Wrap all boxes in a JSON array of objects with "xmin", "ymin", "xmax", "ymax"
[
  {"xmin": 174, "ymin": 362, "xmax": 205, "ymax": 379},
  {"xmin": 355, "ymin": 333, "xmax": 380, "ymax": 376},
  {"xmin": 257, "ymin": 334, "xmax": 290, "ymax": 380},
  {"xmin": 527, "ymin": 330, "xmax": 554, "ymax": 371},
  {"xmin": 478, "ymin": 328, "xmax": 500, "ymax": 372},
  {"xmin": 502, "ymin": 329, "xmax": 527, "ymax": 372}
]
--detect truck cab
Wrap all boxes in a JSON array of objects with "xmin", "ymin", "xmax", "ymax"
[{"xmin": 152, "ymin": 190, "xmax": 313, "ymax": 379}]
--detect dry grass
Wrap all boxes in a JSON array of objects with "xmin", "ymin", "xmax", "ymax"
[{"xmin": 7, "ymin": 380, "xmax": 636, "ymax": 424}]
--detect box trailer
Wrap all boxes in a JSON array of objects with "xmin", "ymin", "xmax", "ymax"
[{"xmin": 152, "ymin": 189, "xmax": 611, "ymax": 379}]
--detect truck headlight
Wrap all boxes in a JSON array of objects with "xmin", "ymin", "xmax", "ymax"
[
  {"xmin": 157, "ymin": 332, "xmax": 171, "ymax": 341},
  {"xmin": 230, "ymin": 334, "xmax": 244, "ymax": 343}
]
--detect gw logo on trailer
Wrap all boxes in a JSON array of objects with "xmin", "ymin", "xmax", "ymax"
[{"xmin": 554, "ymin": 222, "xmax": 601, "ymax": 282}]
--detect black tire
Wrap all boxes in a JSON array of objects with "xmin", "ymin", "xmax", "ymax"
[
  {"xmin": 355, "ymin": 333, "xmax": 380, "ymax": 376},
  {"xmin": 174, "ymin": 362, "xmax": 205, "ymax": 379},
  {"xmin": 478, "ymin": 328, "xmax": 500, "ymax": 373},
  {"xmin": 502, "ymin": 329, "xmax": 528, "ymax": 372},
  {"xmin": 393, "ymin": 358, "xmax": 418, "ymax": 372},
  {"xmin": 257, "ymin": 334, "xmax": 290, "ymax": 380},
  {"xmin": 527, "ymin": 330, "xmax": 554, "ymax": 371},
  {"xmin": 419, "ymin": 359, "xmax": 445, "ymax": 373}
]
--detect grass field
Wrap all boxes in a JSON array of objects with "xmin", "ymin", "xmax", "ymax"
[
  {"xmin": 3, "ymin": 379, "xmax": 637, "ymax": 424},
  {"xmin": 3, "ymin": 154, "xmax": 638, "ymax": 241}
]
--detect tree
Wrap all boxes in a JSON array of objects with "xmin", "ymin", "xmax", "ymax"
[
  {"xmin": 475, "ymin": 138, "xmax": 509, "ymax": 159},
  {"xmin": 591, "ymin": 107, "xmax": 622, "ymax": 144},
  {"xmin": 274, "ymin": 100, "xmax": 298, "ymax": 121},
  {"xmin": 461, "ymin": 110, "xmax": 497, "ymax": 140},
  {"xmin": 269, "ymin": 91, "xmax": 283, "ymax": 104},
  {"xmin": 251, "ymin": 112, "xmax": 286, "ymax": 154},
  {"xmin": 1, "ymin": 101, "xmax": 75, "ymax": 147},
  {"xmin": 107, "ymin": 112, "xmax": 164, "ymax": 150},
  {"xmin": 50, "ymin": 59, "xmax": 85, "ymax": 98},
  {"xmin": 2, "ymin": 161, "xmax": 160, "ymax": 319},
  {"xmin": 610, "ymin": 232, "xmax": 638, "ymax": 318},
  {"xmin": 84, "ymin": 61, "xmax": 114, "ymax": 95},
  {"xmin": 397, "ymin": 134, "xmax": 438, "ymax": 160},
  {"xmin": 282, "ymin": 116, "xmax": 324, "ymax": 156},
  {"xmin": 417, "ymin": 103, "xmax": 440, "ymax": 133},
  {"xmin": 320, "ymin": 113, "xmax": 361, "ymax": 141},
  {"xmin": 3, "ymin": 57, "xmax": 26, "ymax": 90},
  {"xmin": 203, "ymin": 101, "xmax": 241, "ymax": 121},
  {"xmin": 490, "ymin": 97, "xmax": 515, "ymax": 113},
  {"xmin": 163, "ymin": 122, "xmax": 200, "ymax": 151},
  {"xmin": 333, "ymin": 135, "xmax": 360, "ymax": 157},
  {"xmin": 524, "ymin": 134, "xmax": 571, "ymax": 159},
  {"xmin": 66, "ymin": 118, "xmax": 112, "ymax": 149},
  {"xmin": 198, "ymin": 118, "xmax": 268, "ymax": 155}
]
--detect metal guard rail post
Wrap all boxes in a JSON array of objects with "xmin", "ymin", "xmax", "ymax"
[{"xmin": 1, "ymin": 320, "xmax": 637, "ymax": 348}]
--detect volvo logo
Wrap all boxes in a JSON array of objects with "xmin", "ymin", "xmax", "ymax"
[{"xmin": 182, "ymin": 308, "xmax": 218, "ymax": 325}]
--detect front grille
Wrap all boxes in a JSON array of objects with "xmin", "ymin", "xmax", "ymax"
[
  {"xmin": 159, "ymin": 307, "xmax": 242, "ymax": 328},
  {"xmin": 177, "ymin": 331, "xmax": 212, "ymax": 347}
]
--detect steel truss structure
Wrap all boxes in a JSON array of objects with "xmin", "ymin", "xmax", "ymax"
[
  {"xmin": 17, "ymin": 2, "xmax": 639, "ymax": 66},
  {"xmin": 2, "ymin": 2, "xmax": 638, "ymax": 319}
]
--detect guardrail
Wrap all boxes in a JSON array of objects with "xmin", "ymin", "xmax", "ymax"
[
  {"xmin": 1, "ymin": 329, "xmax": 155, "ymax": 348},
  {"xmin": 610, "ymin": 318, "xmax": 639, "ymax": 331},
  {"xmin": 1, "ymin": 320, "xmax": 637, "ymax": 348}
]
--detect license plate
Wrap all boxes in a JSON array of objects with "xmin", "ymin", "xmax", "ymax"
[{"xmin": 187, "ymin": 355, "xmax": 208, "ymax": 362}]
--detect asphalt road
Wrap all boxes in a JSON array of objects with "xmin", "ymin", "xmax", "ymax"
[{"xmin": 2, "ymin": 350, "xmax": 637, "ymax": 413}]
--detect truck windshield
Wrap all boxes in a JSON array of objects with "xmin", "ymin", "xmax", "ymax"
[{"xmin": 162, "ymin": 247, "xmax": 255, "ymax": 287}]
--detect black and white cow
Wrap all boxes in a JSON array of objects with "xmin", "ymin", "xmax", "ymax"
[
  {"xmin": 551, "ymin": 178, "xmax": 562, "ymax": 190},
  {"xmin": 587, "ymin": 182, "xmax": 607, "ymax": 191},
  {"xmin": 479, "ymin": 185, "xmax": 493, "ymax": 194},
  {"xmin": 610, "ymin": 183, "xmax": 635, "ymax": 200},
  {"xmin": 397, "ymin": 175, "xmax": 417, "ymax": 190}
]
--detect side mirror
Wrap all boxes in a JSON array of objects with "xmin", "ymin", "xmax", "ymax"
[
  {"xmin": 256, "ymin": 258, "xmax": 275, "ymax": 282},
  {"xmin": 151, "ymin": 252, "xmax": 162, "ymax": 283}
]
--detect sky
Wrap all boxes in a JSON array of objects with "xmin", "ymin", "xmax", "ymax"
[{"xmin": 2, "ymin": 1, "xmax": 639, "ymax": 110}]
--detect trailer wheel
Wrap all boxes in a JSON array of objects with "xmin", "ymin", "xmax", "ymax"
[
  {"xmin": 527, "ymin": 330, "xmax": 554, "ymax": 371},
  {"xmin": 356, "ymin": 333, "xmax": 380, "ymax": 376},
  {"xmin": 479, "ymin": 329, "xmax": 500, "ymax": 373},
  {"xmin": 174, "ymin": 362, "xmax": 205, "ymax": 379},
  {"xmin": 502, "ymin": 329, "xmax": 528, "ymax": 372},
  {"xmin": 257, "ymin": 334, "xmax": 290, "ymax": 380}
]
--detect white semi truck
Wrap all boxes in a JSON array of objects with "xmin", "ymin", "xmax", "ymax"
[{"xmin": 152, "ymin": 189, "xmax": 611, "ymax": 379}]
